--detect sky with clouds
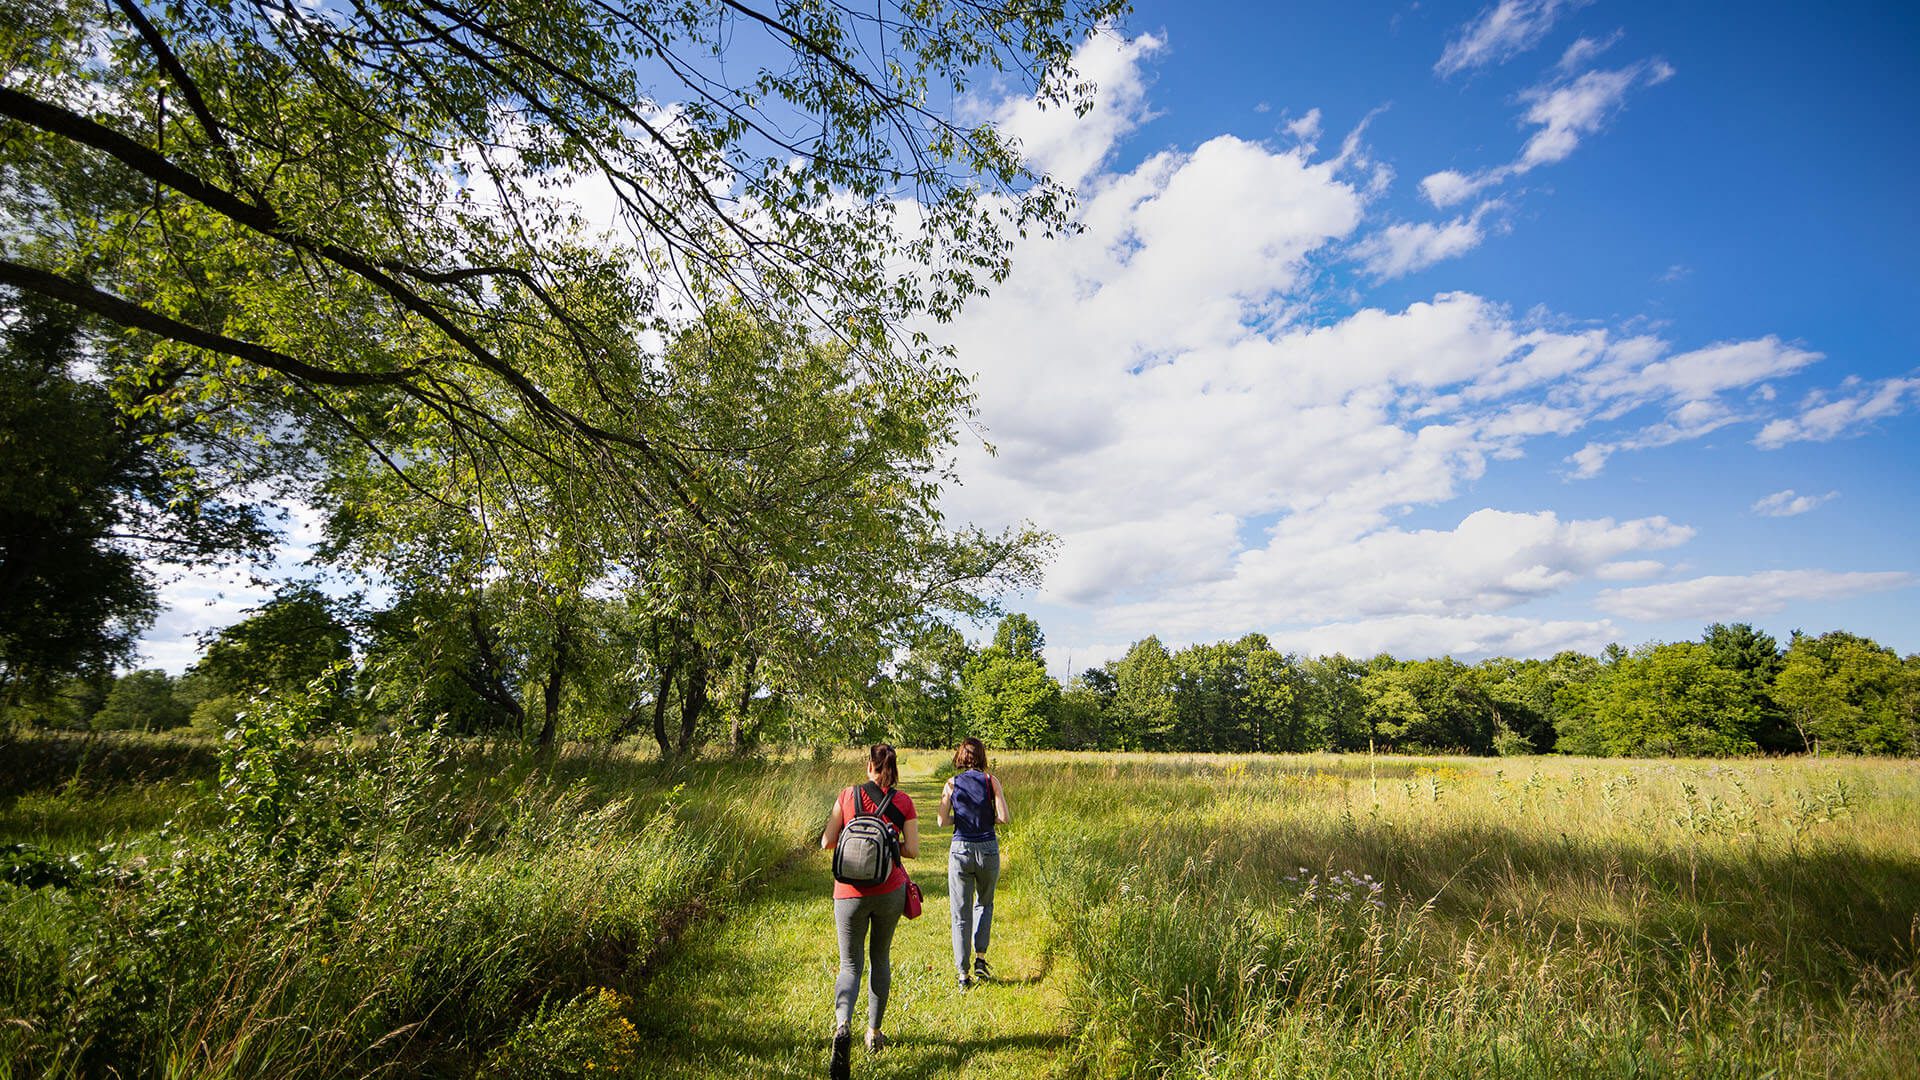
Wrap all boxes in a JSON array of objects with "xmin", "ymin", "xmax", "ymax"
[
  {"xmin": 927, "ymin": 0, "xmax": 1920, "ymax": 677},
  {"xmin": 136, "ymin": 0, "xmax": 1920, "ymax": 678}
]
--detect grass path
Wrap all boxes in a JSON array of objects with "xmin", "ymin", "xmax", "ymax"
[{"xmin": 631, "ymin": 751, "xmax": 1069, "ymax": 1079}]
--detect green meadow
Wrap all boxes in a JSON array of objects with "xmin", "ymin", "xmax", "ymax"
[{"xmin": 4, "ymin": 733, "xmax": 1916, "ymax": 1078}]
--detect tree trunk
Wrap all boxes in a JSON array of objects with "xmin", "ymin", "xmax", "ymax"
[
  {"xmin": 730, "ymin": 651, "xmax": 759, "ymax": 756},
  {"xmin": 677, "ymin": 646, "xmax": 709, "ymax": 757},
  {"xmin": 464, "ymin": 603, "xmax": 525, "ymax": 735},
  {"xmin": 536, "ymin": 612, "xmax": 572, "ymax": 750},
  {"xmin": 651, "ymin": 659, "xmax": 679, "ymax": 758}
]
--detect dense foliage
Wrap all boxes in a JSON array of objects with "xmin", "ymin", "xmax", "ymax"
[
  {"xmin": 864, "ymin": 618, "xmax": 1917, "ymax": 757},
  {"xmin": 3, "ymin": 0, "xmax": 1101, "ymax": 744},
  {"xmin": 0, "ymin": 716, "xmax": 843, "ymax": 1074},
  {"xmin": 0, "ymin": 289, "xmax": 279, "ymax": 703}
]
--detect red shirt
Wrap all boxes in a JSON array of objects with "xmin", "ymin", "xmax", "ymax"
[{"xmin": 832, "ymin": 785, "xmax": 915, "ymax": 900}]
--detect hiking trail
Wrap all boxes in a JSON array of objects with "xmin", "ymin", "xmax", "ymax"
[{"xmin": 631, "ymin": 752, "xmax": 1070, "ymax": 1078}]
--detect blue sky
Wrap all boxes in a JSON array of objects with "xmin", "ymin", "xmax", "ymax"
[
  {"xmin": 926, "ymin": 0, "xmax": 1920, "ymax": 674},
  {"xmin": 136, "ymin": 1, "xmax": 1920, "ymax": 675}
]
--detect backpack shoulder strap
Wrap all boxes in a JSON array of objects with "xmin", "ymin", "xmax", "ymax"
[
  {"xmin": 859, "ymin": 781, "xmax": 887, "ymax": 816},
  {"xmin": 865, "ymin": 782, "xmax": 907, "ymax": 833}
]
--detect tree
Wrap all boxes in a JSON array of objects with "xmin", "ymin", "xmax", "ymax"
[
  {"xmin": 1360, "ymin": 660, "xmax": 1426, "ymax": 751},
  {"xmin": 92, "ymin": 669, "xmax": 188, "ymax": 731},
  {"xmin": 1302, "ymin": 654, "xmax": 1370, "ymax": 750},
  {"xmin": 884, "ymin": 624, "xmax": 973, "ymax": 748},
  {"xmin": 1242, "ymin": 636, "xmax": 1307, "ymax": 752},
  {"xmin": 359, "ymin": 583, "xmax": 532, "ymax": 736},
  {"xmin": 319, "ymin": 301, "xmax": 1048, "ymax": 753},
  {"xmin": 960, "ymin": 614, "xmax": 1059, "ymax": 749},
  {"xmin": 2, "ymin": 0, "xmax": 1123, "ymax": 588},
  {"xmin": 0, "ymin": 289, "xmax": 277, "ymax": 703},
  {"xmin": 1052, "ymin": 681, "xmax": 1109, "ymax": 751},
  {"xmin": 1546, "ymin": 650, "xmax": 1608, "ymax": 755},
  {"xmin": 993, "ymin": 614, "xmax": 1048, "ymax": 665},
  {"xmin": 1566, "ymin": 642, "xmax": 1758, "ymax": 757},
  {"xmin": 1358, "ymin": 657, "xmax": 1496, "ymax": 753},
  {"xmin": 1109, "ymin": 637, "xmax": 1176, "ymax": 751},
  {"xmin": 1774, "ymin": 631, "xmax": 1916, "ymax": 755},
  {"xmin": 1471, "ymin": 657, "xmax": 1555, "ymax": 755},
  {"xmin": 1, "ymin": 673, "xmax": 113, "ymax": 730},
  {"xmin": 193, "ymin": 585, "xmax": 354, "ymax": 722},
  {"xmin": 1701, "ymin": 622, "xmax": 1791, "ymax": 751},
  {"xmin": 1171, "ymin": 641, "xmax": 1247, "ymax": 752}
]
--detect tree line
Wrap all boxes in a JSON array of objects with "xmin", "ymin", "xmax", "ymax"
[
  {"xmin": 874, "ymin": 615, "xmax": 1920, "ymax": 758},
  {"xmin": 19, "ymin": 601, "xmax": 1918, "ymax": 759}
]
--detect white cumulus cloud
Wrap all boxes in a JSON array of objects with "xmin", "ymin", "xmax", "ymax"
[
  {"xmin": 998, "ymin": 32, "xmax": 1165, "ymax": 188},
  {"xmin": 1517, "ymin": 60, "xmax": 1674, "ymax": 169},
  {"xmin": 1269, "ymin": 613, "xmax": 1621, "ymax": 662},
  {"xmin": 921, "ymin": 34, "xmax": 1882, "ymax": 661}
]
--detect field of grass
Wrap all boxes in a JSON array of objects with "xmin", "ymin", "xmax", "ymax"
[
  {"xmin": 1004, "ymin": 751, "xmax": 1920, "ymax": 1078},
  {"xmin": 4, "ymin": 733, "xmax": 1917, "ymax": 1078}
]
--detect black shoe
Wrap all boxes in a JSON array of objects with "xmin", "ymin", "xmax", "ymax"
[
  {"xmin": 972, "ymin": 955, "xmax": 992, "ymax": 981},
  {"xmin": 958, "ymin": 974, "xmax": 973, "ymax": 992},
  {"xmin": 830, "ymin": 1028, "xmax": 851, "ymax": 1080}
]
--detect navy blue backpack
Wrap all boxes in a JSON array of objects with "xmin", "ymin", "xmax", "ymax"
[{"xmin": 950, "ymin": 770, "xmax": 996, "ymax": 841}]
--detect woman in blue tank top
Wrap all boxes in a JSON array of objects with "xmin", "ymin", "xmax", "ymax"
[{"xmin": 938, "ymin": 737, "xmax": 1010, "ymax": 990}]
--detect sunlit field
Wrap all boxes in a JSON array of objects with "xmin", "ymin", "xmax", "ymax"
[
  {"xmin": 997, "ymin": 750, "xmax": 1920, "ymax": 1077},
  {"xmin": 4, "ymin": 735, "xmax": 1916, "ymax": 1078}
]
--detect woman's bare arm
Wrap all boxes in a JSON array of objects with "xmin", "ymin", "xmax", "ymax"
[
  {"xmin": 991, "ymin": 775, "xmax": 1011, "ymax": 825},
  {"xmin": 901, "ymin": 818, "xmax": 921, "ymax": 859},
  {"xmin": 820, "ymin": 797, "xmax": 845, "ymax": 849},
  {"xmin": 937, "ymin": 777, "xmax": 955, "ymax": 828}
]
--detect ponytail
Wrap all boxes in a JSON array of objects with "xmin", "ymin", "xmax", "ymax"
[{"xmin": 868, "ymin": 743, "xmax": 899, "ymax": 789}]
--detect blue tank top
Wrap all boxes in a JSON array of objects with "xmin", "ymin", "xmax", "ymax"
[{"xmin": 950, "ymin": 769, "xmax": 996, "ymax": 843}]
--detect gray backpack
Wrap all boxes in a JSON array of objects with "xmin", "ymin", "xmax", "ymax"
[{"xmin": 832, "ymin": 782, "xmax": 904, "ymax": 886}]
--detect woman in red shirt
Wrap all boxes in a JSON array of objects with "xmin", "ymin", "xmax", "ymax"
[{"xmin": 820, "ymin": 744, "xmax": 919, "ymax": 1077}]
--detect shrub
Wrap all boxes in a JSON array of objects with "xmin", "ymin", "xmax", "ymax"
[{"xmin": 485, "ymin": 988, "xmax": 640, "ymax": 1079}]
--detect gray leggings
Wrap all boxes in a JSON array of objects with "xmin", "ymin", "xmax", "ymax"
[{"xmin": 834, "ymin": 887, "xmax": 906, "ymax": 1031}]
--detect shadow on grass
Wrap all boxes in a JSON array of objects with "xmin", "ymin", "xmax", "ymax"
[
  {"xmin": 630, "ymin": 1013, "xmax": 1067, "ymax": 1080},
  {"xmin": 0, "ymin": 730, "xmax": 219, "ymax": 797},
  {"xmin": 1064, "ymin": 808, "xmax": 1920, "ymax": 986}
]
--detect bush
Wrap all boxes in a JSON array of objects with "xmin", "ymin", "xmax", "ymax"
[
  {"xmin": 486, "ymin": 988, "xmax": 640, "ymax": 1078},
  {"xmin": 1492, "ymin": 728, "xmax": 1537, "ymax": 756}
]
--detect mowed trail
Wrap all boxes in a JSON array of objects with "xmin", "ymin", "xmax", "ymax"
[{"xmin": 631, "ymin": 751, "xmax": 1069, "ymax": 1079}]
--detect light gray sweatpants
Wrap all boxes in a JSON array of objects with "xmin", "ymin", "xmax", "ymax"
[{"xmin": 834, "ymin": 886, "xmax": 906, "ymax": 1031}]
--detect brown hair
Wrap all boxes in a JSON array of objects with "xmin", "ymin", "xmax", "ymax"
[
  {"xmin": 867, "ymin": 743, "xmax": 899, "ymax": 789},
  {"xmin": 952, "ymin": 737, "xmax": 988, "ymax": 773}
]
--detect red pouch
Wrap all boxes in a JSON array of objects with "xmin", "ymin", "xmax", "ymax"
[{"xmin": 904, "ymin": 879, "xmax": 923, "ymax": 919}]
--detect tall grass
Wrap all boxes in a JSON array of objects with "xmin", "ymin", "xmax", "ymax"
[
  {"xmin": 0, "ymin": 720, "xmax": 842, "ymax": 1077},
  {"xmin": 8, "ymin": 738, "xmax": 1916, "ymax": 1078},
  {"xmin": 1003, "ymin": 753, "xmax": 1920, "ymax": 1078}
]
